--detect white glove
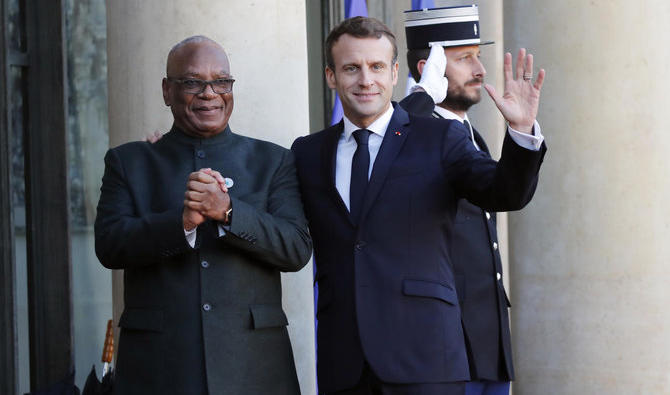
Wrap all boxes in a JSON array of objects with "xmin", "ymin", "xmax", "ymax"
[{"xmin": 411, "ymin": 44, "xmax": 448, "ymax": 104}]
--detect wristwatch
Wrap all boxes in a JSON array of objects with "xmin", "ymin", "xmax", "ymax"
[{"xmin": 223, "ymin": 207, "xmax": 233, "ymax": 224}]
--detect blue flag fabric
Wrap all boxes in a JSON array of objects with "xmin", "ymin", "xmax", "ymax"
[
  {"xmin": 330, "ymin": 0, "xmax": 369, "ymax": 125},
  {"xmin": 412, "ymin": 0, "xmax": 434, "ymax": 10}
]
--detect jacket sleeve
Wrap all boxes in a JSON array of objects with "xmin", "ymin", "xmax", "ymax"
[
  {"xmin": 443, "ymin": 121, "xmax": 547, "ymax": 212},
  {"xmin": 220, "ymin": 149, "xmax": 313, "ymax": 272},
  {"xmin": 94, "ymin": 148, "xmax": 194, "ymax": 269},
  {"xmin": 399, "ymin": 91, "xmax": 435, "ymax": 117}
]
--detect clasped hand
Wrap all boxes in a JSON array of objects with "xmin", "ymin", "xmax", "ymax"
[{"xmin": 182, "ymin": 168, "xmax": 230, "ymax": 231}]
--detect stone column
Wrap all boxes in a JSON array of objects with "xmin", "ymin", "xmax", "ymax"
[
  {"xmin": 106, "ymin": 2, "xmax": 315, "ymax": 393},
  {"xmin": 504, "ymin": 1, "xmax": 670, "ymax": 393}
]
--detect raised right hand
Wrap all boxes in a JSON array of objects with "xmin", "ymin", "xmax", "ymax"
[{"xmin": 415, "ymin": 44, "xmax": 448, "ymax": 104}]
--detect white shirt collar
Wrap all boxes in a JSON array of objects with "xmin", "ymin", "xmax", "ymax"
[
  {"xmin": 433, "ymin": 105, "xmax": 479, "ymax": 150},
  {"xmin": 433, "ymin": 105, "xmax": 470, "ymax": 125},
  {"xmin": 342, "ymin": 104, "xmax": 395, "ymax": 141}
]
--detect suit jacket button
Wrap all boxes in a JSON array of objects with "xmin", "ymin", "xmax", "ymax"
[
  {"xmin": 202, "ymin": 303, "xmax": 212, "ymax": 311},
  {"xmin": 201, "ymin": 260, "xmax": 209, "ymax": 268},
  {"xmin": 196, "ymin": 150, "xmax": 206, "ymax": 158}
]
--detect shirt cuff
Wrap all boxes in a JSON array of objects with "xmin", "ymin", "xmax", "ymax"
[
  {"xmin": 217, "ymin": 223, "xmax": 230, "ymax": 238},
  {"xmin": 184, "ymin": 227, "xmax": 197, "ymax": 248},
  {"xmin": 507, "ymin": 120, "xmax": 544, "ymax": 151}
]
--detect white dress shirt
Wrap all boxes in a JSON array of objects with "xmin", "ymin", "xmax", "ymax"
[{"xmin": 336, "ymin": 104, "xmax": 395, "ymax": 210}]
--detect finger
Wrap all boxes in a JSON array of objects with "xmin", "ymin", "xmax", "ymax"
[
  {"xmin": 184, "ymin": 190, "xmax": 205, "ymax": 202},
  {"xmin": 184, "ymin": 200, "xmax": 202, "ymax": 210},
  {"xmin": 525, "ymin": 53, "xmax": 534, "ymax": 80},
  {"xmin": 428, "ymin": 43, "xmax": 447, "ymax": 70},
  {"xmin": 515, "ymin": 48, "xmax": 526, "ymax": 80},
  {"xmin": 208, "ymin": 170, "xmax": 226, "ymax": 185},
  {"xmin": 533, "ymin": 68, "xmax": 546, "ymax": 91},
  {"xmin": 188, "ymin": 171, "xmax": 216, "ymax": 184},
  {"xmin": 187, "ymin": 180, "xmax": 212, "ymax": 193},
  {"xmin": 483, "ymin": 83, "xmax": 502, "ymax": 108},
  {"xmin": 503, "ymin": 52, "xmax": 513, "ymax": 83}
]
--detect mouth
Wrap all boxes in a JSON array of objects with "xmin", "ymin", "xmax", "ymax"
[
  {"xmin": 466, "ymin": 79, "xmax": 484, "ymax": 88},
  {"xmin": 194, "ymin": 105, "xmax": 223, "ymax": 114},
  {"xmin": 353, "ymin": 92, "xmax": 379, "ymax": 101}
]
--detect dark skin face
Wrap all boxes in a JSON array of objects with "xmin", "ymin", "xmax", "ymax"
[{"xmin": 162, "ymin": 41, "xmax": 234, "ymax": 138}]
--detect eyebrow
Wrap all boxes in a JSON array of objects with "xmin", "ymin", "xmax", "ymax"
[{"xmin": 179, "ymin": 71, "xmax": 233, "ymax": 78}]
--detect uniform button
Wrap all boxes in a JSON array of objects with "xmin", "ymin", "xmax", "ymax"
[
  {"xmin": 493, "ymin": 242, "xmax": 498, "ymax": 250},
  {"xmin": 486, "ymin": 212, "xmax": 491, "ymax": 220},
  {"xmin": 201, "ymin": 260, "xmax": 209, "ymax": 268},
  {"xmin": 497, "ymin": 272, "xmax": 502, "ymax": 281},
  {"xmin": 202, "ymin": 303, "xmax": 212, "ymax": 311},
  {"xmin": 196, "ymin": 150, "xmax": 206, "ymax": 158}
]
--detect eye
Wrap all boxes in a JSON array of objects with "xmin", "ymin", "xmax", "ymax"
[
  {"xmin": 343, "ymin": 65, "xmax": 358, "ymax": 72},
  {"xmin": 372, "ymin": 63, "xmax": 385, "ymax": 71},
  {"xmin": 182, "ymin": 79, "xmax": 203, "ymax": 88}
]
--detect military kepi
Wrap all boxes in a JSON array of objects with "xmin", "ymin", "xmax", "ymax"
[{"xmin": 404, "ymin": 5, "xmax": 494, "ymax": 50}]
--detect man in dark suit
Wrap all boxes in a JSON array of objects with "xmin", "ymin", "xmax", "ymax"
[
  {"xmin": 95, "ymin": 36, "xmax": 312, "ymax": 395},
  {"xmin": 399, "ymin": 6, "xmax": 541, "ymax": 395},
  {"xmin": 291, "ymin": 17, "xmax": 546, "ymax": 394}
]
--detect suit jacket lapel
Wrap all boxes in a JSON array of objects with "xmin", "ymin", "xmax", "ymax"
[
  {"xmin": 321, "ymin": 122, "xmax": 356, "ymax": 226},
  {"xmin": 472, "ymin": 127, "xmax": 491, "ymax": 155},
  {"xmin": 434, "ymin": 109, "xmax": 492, "ymax": 156},
  {"xmin": 358, "ymin": 104, "xmax": 411, "ymax": 224}
]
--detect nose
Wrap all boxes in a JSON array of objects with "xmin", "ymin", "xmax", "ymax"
[
  {"xmin": 199, "ymin": 82, "xmax": 217, "ymax": 98},
  {"xmin": 474, "ymin": 57, "xmax": 486, "ymax": 78},
  {"xmin": 357, "ymin": 69, "xmax": 374, "ymax": 88}
]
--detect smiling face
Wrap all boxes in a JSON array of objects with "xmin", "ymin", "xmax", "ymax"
[
  {"xmin": 325, "ymin": 34, "xmax": 398, "ymax": 128},
  {"xmin": 162, "ymin": 40, "xmax": 234, "ymax": 138},
  {"xmin": 441, "ymin": 45, "xmax": 486, "ymax": 114}
]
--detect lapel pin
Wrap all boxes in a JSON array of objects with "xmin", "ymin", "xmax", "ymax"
[
  {"xmin": 224, "ymin": 177, "xmax": 234, "ymax": 188},
  {"xmin": 394, "ymin": 131, "xmax": 402, "ymax": 136}
]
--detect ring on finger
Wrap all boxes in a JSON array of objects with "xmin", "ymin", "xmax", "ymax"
[{"xmin": 523, "ymin": 72, "xmax": 532, "ymax": 81}]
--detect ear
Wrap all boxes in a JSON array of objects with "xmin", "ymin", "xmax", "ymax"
[
  {"xmin": 162, "ymin": 78, "xmax": 171, "ymax": 106},
  {"xmin": 325, "ymin": 66, "xmax": 336, "ymax": 89},
  {"xmin": 391, "ymin": 61, "xmax": 399, "ymax": 86},
  {"xmin": 417, "ymin": 59, "xmax": 427, "ymax": 76}
]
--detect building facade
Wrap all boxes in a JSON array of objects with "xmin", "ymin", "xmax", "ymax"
[{"xmin": 1, "ymin": 1, "xmax": 669, "ymax": 394}]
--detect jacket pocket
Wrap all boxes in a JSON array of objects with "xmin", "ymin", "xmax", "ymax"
[
  {"xmin": 403, "ymin": 278, "xmax": 458, "ymax": 305},
  {"xmin": 118, "ymin": 308, "xmax": 164, "ymax": 332},
  {"xmin": 250, "ymin": 304, "xmax": 289, "ymax": 329}
]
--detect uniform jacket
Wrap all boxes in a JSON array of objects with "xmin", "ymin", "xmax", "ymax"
[
  {"xmin": 291, "ymin": 104, "xmax": 545, "ymax": 393},
  {"xmin": 95, "ymin": 126, "xmax": 312, "ymax": 395},
  {"xmin": 400, "ymin": 91, "xmax": 534, "ymax": 381}
]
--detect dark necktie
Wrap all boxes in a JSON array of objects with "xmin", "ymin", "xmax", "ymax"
[{"xmin": 350, "ymin": 129, "xmax": 371, "ymax": 223}]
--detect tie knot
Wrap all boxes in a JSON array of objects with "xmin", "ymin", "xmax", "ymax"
[{"xmin": 353, "ymin": 129, "xmax": 370, "ymax": 146}]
